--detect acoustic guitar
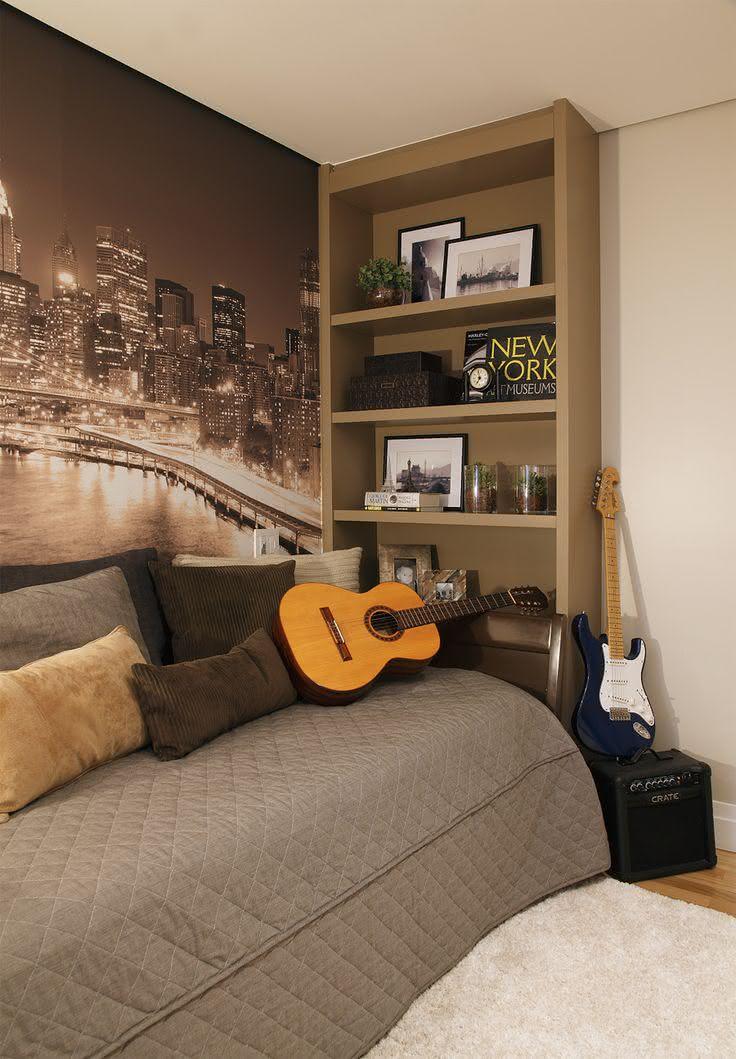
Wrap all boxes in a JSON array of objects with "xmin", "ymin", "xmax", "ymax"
[
  {"xmin": 274, "ymin": 581, "xmax": 548, "ymax": 705},
  {"xmin": 572, "ymin": 466, "xmax": 655, "ymax": 758}
]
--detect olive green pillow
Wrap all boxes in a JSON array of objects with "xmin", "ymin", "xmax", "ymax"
[
  {"xmin": 131, "ymin": 629, "xmax": 296, "ymax": 760},
  {"xmin": 148, "ymin": 560, "xmax": 295, "ymax": 662}
]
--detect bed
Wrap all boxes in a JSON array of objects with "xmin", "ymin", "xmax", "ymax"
[{"xmin": 0, "ymin": 613, "xmax": 609, "ymax": 1058}]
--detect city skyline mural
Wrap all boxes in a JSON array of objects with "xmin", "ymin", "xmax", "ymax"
[{"xmin": 0, "ymin": 5, "xmax": 321, "ymax": 565}]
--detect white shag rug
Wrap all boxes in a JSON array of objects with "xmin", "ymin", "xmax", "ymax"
[{"xmin": 368, "ymin": 877, "xmax": 736, "ymax": 1058}]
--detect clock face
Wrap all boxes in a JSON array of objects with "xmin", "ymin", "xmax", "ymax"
[{"xmin": 469, "ymin": 365, "xmax": 491, "ymax": 390}]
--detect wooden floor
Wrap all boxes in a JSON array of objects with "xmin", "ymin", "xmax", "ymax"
[{"xmin": 637, "ymin": 848, "xmax": 736, "ymax": 917}]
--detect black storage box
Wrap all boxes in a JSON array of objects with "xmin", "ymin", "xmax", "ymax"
[
  {"xmin": 348, "ymin": 371, "xmax": 461, "ymax": 410},
  {"xmin": 364, "ymin": 351, "xmax": 443, "ymax": 376},
  {"xmin": 585, "ymin": 748, "xmax": 717, "ymax": 882}
]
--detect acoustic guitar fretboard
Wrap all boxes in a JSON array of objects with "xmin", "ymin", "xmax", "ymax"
[{"xmin": 397, "ymin": 591, "xmax": 515, "ymax": 629}]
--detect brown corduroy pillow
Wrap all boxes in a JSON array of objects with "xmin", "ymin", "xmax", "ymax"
[
  {"xmin": 131, "ymin": 629, "xmax": 297, "ymax": 760},
  {"xmin": 148, "ymin": 559, "xmax": 295, "ymax": 662}
]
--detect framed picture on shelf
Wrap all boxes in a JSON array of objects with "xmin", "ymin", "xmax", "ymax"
[
  {"xmin": 379, "ymin": 544, "xmax": 436, "ymax": 593},
  {"xmin": 383, "ymin": 433, "xmax": 468, "ymax": 511},
  {"xmin": 420, "ymin": 568, "xmax": 470, "ymax": 603},
  {"xmin": 397, "ymin": 217, "xmax": 465, "ymax": 303},
  {"xmin": 253, "ymin": 528, "xmax": 281, "ymax": 556},
  {"xmin": 442, "ymin": 224, "xmax": 539, "ymax": 298}
]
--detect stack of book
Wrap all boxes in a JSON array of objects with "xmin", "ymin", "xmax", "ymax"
[{"xmin": 364, "ymin": 491, "xmax": 444, "ymax": 513}]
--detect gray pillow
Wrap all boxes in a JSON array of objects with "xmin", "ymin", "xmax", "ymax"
[
  {"xmin": 0, "ymin": 567, "xmax": 150, "ymax": 671},
  {"xmin": 0, "ymin": 547, "xmax": 166, "ymax": 664}
]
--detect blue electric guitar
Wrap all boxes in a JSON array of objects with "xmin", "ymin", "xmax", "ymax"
[{"xmin": 572, "ymin": 467, "xmax": 655, "ymax": 758}]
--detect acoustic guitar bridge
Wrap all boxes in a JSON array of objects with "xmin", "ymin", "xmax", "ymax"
[{"xmin": 320, "ymin": 606, "xmax": 352, "ymax": 661}]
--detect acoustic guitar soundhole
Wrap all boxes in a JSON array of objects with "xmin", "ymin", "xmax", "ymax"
[{"xmin": 365, "ymin": 606, "xmax": 402, "ymax": 641}]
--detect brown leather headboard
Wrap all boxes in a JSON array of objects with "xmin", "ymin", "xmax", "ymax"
[{"xmin": 434, "ymin": 611, "xmax": 566, "ymax": 719}]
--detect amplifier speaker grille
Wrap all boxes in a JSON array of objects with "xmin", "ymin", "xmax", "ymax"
[{"xmin": 585, "ymin": 749, "xmax": 717, "ymax": 882}]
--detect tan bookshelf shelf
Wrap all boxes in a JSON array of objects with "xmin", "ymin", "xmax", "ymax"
[
  {"xmin": 332, "ymin": 400, "xmax": 556, "ymax": 427},
  {"xmin": 320, "ymin": 99, "xmax": 601, "ymax": 719},
  {"xmin": 331, "ymin": 284, "xmax": 556, "ymax": 337},
  {"xmin": 334, "ymin": 510, "xmax": 557, "ymax": 529},
  {"xmin": 330, "ymin": 109, "xmax": 555, "ymax": 212}
]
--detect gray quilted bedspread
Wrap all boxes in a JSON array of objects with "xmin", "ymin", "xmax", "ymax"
[{"xmin": 0, "ymin": 667, "xmax": 607, "ymax": 1058}]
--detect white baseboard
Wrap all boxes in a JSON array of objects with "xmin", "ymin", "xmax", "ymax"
[{"xmin": 714, "ymin": 801, "xmax": 736, "ymax": 853}]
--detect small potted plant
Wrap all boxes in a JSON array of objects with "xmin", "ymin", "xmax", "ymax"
[{"xmin": 357, "ymin": 258, "xmax": 411, "ymax": 309}]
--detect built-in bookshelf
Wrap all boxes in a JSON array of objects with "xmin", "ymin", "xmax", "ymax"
[{"xmin": 319, "ymin": 100, "xmax": 601, "ymax": 719}]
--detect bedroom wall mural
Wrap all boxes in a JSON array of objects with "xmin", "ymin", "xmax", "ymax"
[{"xmin": 0, "ymin": 5, "xmax": 320, "ymax": 565}]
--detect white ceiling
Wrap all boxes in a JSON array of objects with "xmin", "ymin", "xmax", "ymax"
[{"xmin": 8, "ymin": 0, "xmax": 736, "ymax": 163}]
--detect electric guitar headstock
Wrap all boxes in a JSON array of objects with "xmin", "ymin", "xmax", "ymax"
[
  {"xmin": 508, "ymin": 585, "xmax": 548, "ymax": 612},
  {"xmin": 592, "ymin": 466, "xmax": 621, "ymax": 521}
]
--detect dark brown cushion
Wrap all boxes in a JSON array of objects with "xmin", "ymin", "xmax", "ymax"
[
  {"xmin": 148, "ymin": 559, "xmax": 295, "ymax": 662},
  {"xmin": 131, "ymin": 629, "xmax": 296, "ymax": 760},
  {"xmin": 0, "ymin": 548, "xmax": 167, "ymax": 665}
]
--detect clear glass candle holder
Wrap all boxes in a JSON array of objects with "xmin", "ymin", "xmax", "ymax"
[
  {"xmin": 463, "ymin": 463, "xmax": 497, "ymax": 513},
  {"xmin": 507, "ymin": 464, "xmax": 557, "ymax": 514}
]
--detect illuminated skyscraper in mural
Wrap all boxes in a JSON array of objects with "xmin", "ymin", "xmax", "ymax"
[
  {"xmin": 46, "ymin": 289, "xmax": 86, "ymax": 376},
  {"xmin": 0, "ymin": 272, "xmax": 36, "ymax": 382},
  {"xmin": 0, "ymin": 175, "xmax": 34, "ymax": 382},
  {"xmin": 95, "ymin": 226, "xmax": 148, "ymax": 366},
  {"xmin": 298, "ymin": 248, "xmax": 319, "ymax": 385},
  {"xmin": 51, "ymin": 225, "xmax": 79, "ymax": 296},
  {"xmin": 212, "ymin": 284, "xmax": 246, "ymax": 367},
  {"xmin": 0, "ymin": 176, "xmax": 21, "ymax": 274},
  {"xmin": 155, "ymin": 278, "xmax": 194, "ymax": 351},
  {"xmin": 298, "ymin": 249, "xmax": 319, "ymax": 386}
]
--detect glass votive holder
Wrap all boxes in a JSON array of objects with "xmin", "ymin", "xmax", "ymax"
[
  {"xmin": 506, "ymin": 464, "xmax": 557, "ymax": 514},
  {"xmin": 463, "ymin": 462, "xmax": 497, "ymax": 513}
]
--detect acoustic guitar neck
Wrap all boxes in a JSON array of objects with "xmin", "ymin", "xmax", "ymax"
[{"xmin": 396, "ymin": 591, "xmax": 517, "ymax": 630}]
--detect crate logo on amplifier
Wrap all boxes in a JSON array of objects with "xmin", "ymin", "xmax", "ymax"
[{"xmin": 652, "ymin": 792, "xmax": 680, "ymax": 803}]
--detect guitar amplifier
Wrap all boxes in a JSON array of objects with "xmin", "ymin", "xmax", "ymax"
[{"xmin": 585, "ymin": 749, "xmax": 717, "ymax": 882}]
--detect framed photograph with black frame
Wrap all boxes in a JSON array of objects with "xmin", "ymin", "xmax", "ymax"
[
  {"xmin": 383, "ymin": 433, "xmax": 468, "ymax": 511},
  {"xmin": 398, "ymin": 217, "xmax": 464, "ymax": 302},
  {"xmin": 442, "ymin": 224, "xmax": 539, "ymax": 298}
]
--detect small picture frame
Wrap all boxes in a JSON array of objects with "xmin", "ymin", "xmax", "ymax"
[
  {"xmin": 383, "ymin": 433, "xmax": 468, "ymax": 511},
  {"xmin": 420, "ymin": 568, "xmax": 469, "ymax": 603},
  {"xmin": 442, "ymin": 225, "xmax": 539, "ymax": 299},
  {"xmin": 253, "ymin": 527, "xmax": 281, "ymax": 556},
  {"xmin": 397, "ymin": 217, "xmax": 465, "ymax": 303},
  {"xmin": 379, "ymin": 544, "xmax": 435, "ymax": 593}
]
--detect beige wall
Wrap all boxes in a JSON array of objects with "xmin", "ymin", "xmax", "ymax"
[{"xmin": 599, "ymin": 100, "xmax": 736, "ymax": 809}]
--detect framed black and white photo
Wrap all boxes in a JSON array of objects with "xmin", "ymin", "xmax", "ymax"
[
  {"xmin": 383, "ymin": 433, "xmax": 468, "ymax": 511},
  {"xmin": 442, "ymin": 225, "xmax": 539, "ymax": 298},
  {"xmin": 398, "ymin": 217, "xmax": 464, "ymax": 303}
]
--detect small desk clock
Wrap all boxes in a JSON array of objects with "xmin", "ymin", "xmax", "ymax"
[{"xmin": 463, "ymin": 340, "xmax": 495, "ymax": 402}]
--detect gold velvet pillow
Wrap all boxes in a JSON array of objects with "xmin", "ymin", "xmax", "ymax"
[{"xmin": 0, "ymin": 625, "xmax": 147, "ymax": 821}]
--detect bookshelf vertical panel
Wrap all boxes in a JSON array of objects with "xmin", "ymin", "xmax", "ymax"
[{"xmin": 554, "ymin": 99, "xmax": 601, "ymax": 720}]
